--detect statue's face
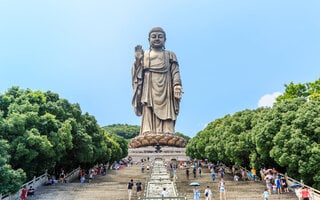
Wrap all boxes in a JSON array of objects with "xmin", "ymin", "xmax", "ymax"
[{"xmin": 149, "ymin": 31, "xmax": 166, "ymax": 49}]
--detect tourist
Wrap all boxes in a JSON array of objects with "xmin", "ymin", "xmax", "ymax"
[
  {"xmin": 198, "ymin": 166, "xmax": 202, "ymax": 177},
  {"xmin": 275, "ymin": 176, "xmax": 282, "ymax": 194},
  {"xmin": 232, "ymin": 165, "xmax": 236, "ymax": 176},
  {"xmin": 59, "ymin": 169, "xmax": 66, "ymax": 183},
  {"xmin": 162, "ymin": 187, "xmax": 168, "ymax": 197},
  {"xmin": 80, "ymin": 175, "xmax": 85, "ymax": 183},
  {"xmin": 234, "ymin": 174, "xmax": 239, "ymax": 181},
  {"xmin": 48, "ymin": 175, "xmax": 58, "ymax": 185},
  {"xmin": 173, "ymin": 168, "xmax": 177, "ymax": 181},
  {"xmin": 241, "ymin": 169, "xmax": 247, "ymax": 181},
  {"xmin": 193, "ymin": 187, "xmax": 200, "ymax": 200},
  {"xmin": 19, "ymin": 186, "xmax": 28, "ymax": 200},
  {"xmin": 262, "ymin": 188, "xmax": 269, "ymax": 200},
  {"xmin": 136, "ymin": 180, "xmax": 142, "ymax": 198},
  {"xmin": 218, "ymin": 167, "xmax": 224, "ymax": 179},
  {"xmin": 186, "ymin": 168, "xmax": 190, "ymax": 179},
  {"xmin": 127, "ymin": 179, "xmax": 134, "ymax": 200},
  {"xmin": 27, "ymin": 186, "xmax": 35, "ymax": 196},
  {"xmin": 295, "ymin": 186, "xmax": 302, "ymax": 200},
  {"xmin": 78, "ymin": 168, "xmax": 84, "ymax": 181},
  {"xmin": 281, "ymin": 177, "xmax": 289, "ymax": 192},
  {"xmin": 265, "ymin": 173, "xmax": 273, "ymax": 185},
  {"xmin": 88, "ymin": 169, "xmax": 94, "ymax": 183},
  {"xmin": 265, "ymin": 177, "xmax": 272, "ymax": 194},
  {"xmin": 218, "ymin": 178, "xmax": 226, "ymax": 200},
  {"xmin": 260, "ymin": 168, "xmax": 266, "ymax": 181},
  {"xmin": 210, "ymin": 167, "xmax": 216, "ymax": 182},
  {"xmin": 204, "ymin": 185, "xmax": 212, "ymax": 200},
  {"xmin": 272, "ymin": 183, "xmax": 277, "ymax": 194},
  {"xmin": 301, "ymin": 187, "xmax": 311, "ymax": 200},
  {"xmin": 193, "ymin": 167, "xmax": 197, "ymax": 178},
  {"xmin": 251, "ymin": 167, "xmax": 257, "ymax": 181}
]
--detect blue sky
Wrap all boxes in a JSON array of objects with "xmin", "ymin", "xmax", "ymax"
[{"xmin": 0, "ymin": 0, "xmax": 319, "ymax": 137}]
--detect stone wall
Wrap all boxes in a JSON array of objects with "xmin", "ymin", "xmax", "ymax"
[{"xmin": 128, "ymin": 146, "xmax": 189, "ymax": 162}]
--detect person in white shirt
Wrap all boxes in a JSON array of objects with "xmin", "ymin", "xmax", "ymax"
[
  {"xmin": 218, "ymin": 178, "xmax": 227, "ymax": 200},
  {"xmin": 162, "ymin": 187, "xmax": 168, "ymax": 197},
  {"xmin": 204, "ymin": 185, "xmax": 212, "ymax": 200}
]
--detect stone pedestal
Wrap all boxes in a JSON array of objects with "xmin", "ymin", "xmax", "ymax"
[
  {"xmin": 128, "ymin": 146, "xmax": 189, "ymax": 162},
  {"xmin": 129, "ymin": 133, "xmax": 187, "ymax": 148}
]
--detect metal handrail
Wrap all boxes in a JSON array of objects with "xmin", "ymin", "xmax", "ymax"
[
  {"xmin": 1, "ymin": 171, "xmax": 48, "ymax": 200},
  {"xmin": 1, "ymin": 167, "xmax": 80, "ymax": 200},
  {"xmin": 283, "ymin": 173, "xmax": 320, "ymax": 200}
]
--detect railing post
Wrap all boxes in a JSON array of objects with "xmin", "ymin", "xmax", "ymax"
[{"xmin": 33, "ymin": 176, "xmax": 36, "ymax": 186}]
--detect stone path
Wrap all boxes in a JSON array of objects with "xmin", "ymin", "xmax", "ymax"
[
  {"xmin": 29, "ymin": 160, "xmax": 297, "ymax": 200},
  {"xmin": 145, "ymin": 158, "xmax": 178, "ymax": 198}
]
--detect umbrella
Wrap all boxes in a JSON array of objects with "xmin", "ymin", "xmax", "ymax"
[
  {"xmin": 189, "ymin": 182, "xmax": 200, "ymax": 186},
  {"xmin": 265, "ymin": 174, "xmax": 273, "ymax": 180},
  {"xmin": 266, "ymin": 169, "xmax": 273, "ymax": 173},
  {"xmin": 290, "ymin": 183, "xmax": 302, "ymax": 188}
]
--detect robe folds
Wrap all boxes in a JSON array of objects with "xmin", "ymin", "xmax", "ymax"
[{"xmin": 132, "ymin": 50, "xmax": 182, "ymax": 135}]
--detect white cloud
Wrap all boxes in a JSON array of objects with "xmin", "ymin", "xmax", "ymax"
[{"xmin": 258, "ymin": 92, "xmax": 282, "ymax": 108}]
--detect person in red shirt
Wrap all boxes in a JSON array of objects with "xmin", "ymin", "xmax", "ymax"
[
  {"xmin": 301, "ymin": 187, "xmax": 311, "ymax": 200},
  {"xmin": 20, "ymin": 186, "xmax": 28, "ymax": 200}
]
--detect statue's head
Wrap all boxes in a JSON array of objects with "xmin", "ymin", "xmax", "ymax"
[
  {"xmin": 148, "ymin": 27, "xmax": 166, "ymax": 39},
  {"xmin": 148, "ymin": 27, "xmax": 166, "ymax": 49}
]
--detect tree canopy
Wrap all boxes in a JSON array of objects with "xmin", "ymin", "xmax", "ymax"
[
  {"xmin": 0, "ymin": 87, "xmax": 127, "ymax": 194},
  {"xmin": 186, "ymin": 78, "xmax": 320, "ymax": 189},
  {"xmin": 102, "ymin": 124, "xmax": 140, "ymax": 140}
]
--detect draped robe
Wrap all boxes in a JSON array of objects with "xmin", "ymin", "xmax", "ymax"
[{"xmin": 132, "ymin": 49, "xmax": 182, "ymax": 135}]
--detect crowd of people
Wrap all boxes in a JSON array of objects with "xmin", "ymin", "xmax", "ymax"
[
  {"xmin": 18, "ymin": 157, "xmax": 314, "ymax": 200},
  {"xmin": 165, "ymin": 160, "xmax": 315, "ymax": 200},
  {"xmin": 242, "ymin": 166, "xmax": 313, "ymax": 200},
  {"xmin": 166, "ymin": 160, "xmax": 229, "ymax": 200}
]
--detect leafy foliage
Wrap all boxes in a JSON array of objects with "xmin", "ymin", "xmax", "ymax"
[
  {"xmin": 0, "ymin": 139, "xmax": 26, "ymax": 194},
  {"xmin": 102, "ymin": 124, "xmax": 140, "ymax": 139},
  {"xmin": 187, "ymin": 78, "xmax": 320, "ymax": 189},
  {"xmin": 0, "ymin": 87, "xmax": 128, "ymax": 194}
]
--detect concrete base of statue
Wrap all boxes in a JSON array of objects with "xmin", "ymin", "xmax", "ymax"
[
  {"xmin": 128, "ymin": 133, "xmax": 187, "ymax": 148},
  {"xmin": 128, "ymin": 146, "xmax": 189, "ymax": 162}
]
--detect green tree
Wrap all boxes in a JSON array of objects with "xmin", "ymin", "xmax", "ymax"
[
  {"xmin": 276, "ymin": 78, "xmax": 320, "ymax": 102},
  {"xmin": 0, "ymin": 86, "xmax": 129, "ymax": 193},
  {"xmin": 0, "ymin": 139, "xmax": 26, "ymax": 194},
  {"xmin": 102, "ymin": 124, "xmax": 140, "ymax": 139},
  {"xmin": 271, "ymin": 99, "xmax": 320, "ymax": 187}
]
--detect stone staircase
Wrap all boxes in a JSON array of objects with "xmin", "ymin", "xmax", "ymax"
[
  {"xmin": 30, "ymin": 166, "xmax": 150, "ymax": 200},
  {"xmin": 27, "ymin": 161, "xmax": 298, "ymax": 200},
  {"xmin": 174, "ymin": 165, "xmax": 297, "ymax": 200}
]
